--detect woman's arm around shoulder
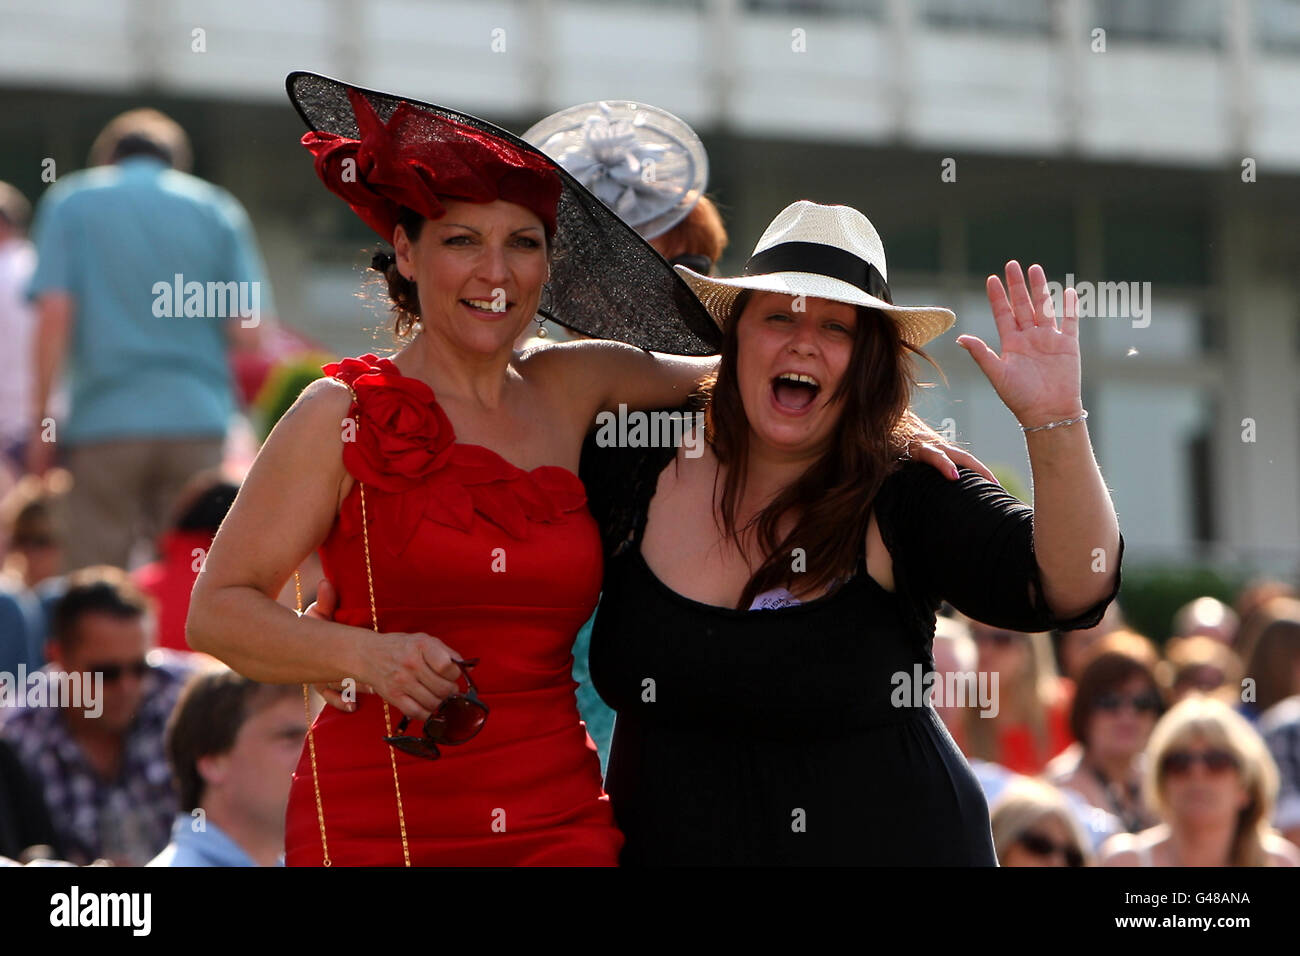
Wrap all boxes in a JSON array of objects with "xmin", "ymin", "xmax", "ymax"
[{"xmin": 520, "ymin": 338, "xmax": 717, "ymax": 428}]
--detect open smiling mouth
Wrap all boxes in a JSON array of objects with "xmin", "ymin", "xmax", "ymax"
[
  {"xmin": 461, "ymin": 298, "xmax": 513, "ymax": 315},
  {"xmin": 771, "ymin": 372, "xmax": 821, "ymax": 412}
]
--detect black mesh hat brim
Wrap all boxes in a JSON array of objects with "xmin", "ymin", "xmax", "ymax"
[{"xmin": 286, "ymin": 71, "xmax": 722, "ymax": 355}]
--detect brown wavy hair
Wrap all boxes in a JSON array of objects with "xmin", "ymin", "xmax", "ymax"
[
  {"xmin": 365, "ymin": 206, "xmax": 426, "ymax": 338},
  {"xmin": 703, "ymin": 288, "xmax": 947, "ymax": 609}
]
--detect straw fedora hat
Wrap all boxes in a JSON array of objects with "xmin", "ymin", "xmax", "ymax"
[{"xmin": 674, "ymin": 200, "xmax": 955, "ymax": 348}]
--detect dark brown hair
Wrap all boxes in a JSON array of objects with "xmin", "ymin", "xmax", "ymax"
[
  {"xmin": 165, "ymin": 668, "xmax": 300, "ymax": 812},
  {"xmin": 50, "ymin": 566, "xmax": 152, "ymax": 653},
  {"xmin": 703, "ymin": 288, "xmax": 944, "ymax": 609},
  {"xmin": 1070, "ymin": 646, "xmax": 1164, "ymax": 745},
  {"xmin": 368, "ymin": 206, "xmax": 426, "ymax": 338},
  {"xmin": 1244, "ymin": 599, "xmax": 1300, "ymax": 713}
]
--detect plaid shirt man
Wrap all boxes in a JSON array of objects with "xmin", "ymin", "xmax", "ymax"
[{"xmin": 0, "ymin": 654, "xmax": 194, "ymax": 865}]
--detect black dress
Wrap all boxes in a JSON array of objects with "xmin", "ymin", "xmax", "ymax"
[{"xmin": 581, "ymin": 437, "xmax": 1123, "ymax": 866}]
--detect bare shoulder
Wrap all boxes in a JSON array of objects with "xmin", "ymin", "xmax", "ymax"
[
  {"xmin": 1264, "ymin": 833, "xmax": 1300, "ymax": 866},
  {"xmin": 1097, "ymin": 831, "xmax": 1144, "ymax": 866},
  {"xmin": 517, "ymin": 338, "xmax": 643, "ymax": 374},
  {"xmin": 253, "ymin": 376, "xmax": 354, "ymax": 497},
  {"xmin": 268, "ymin": 376, "xmax": 353, "ymax": 443},
  {"xmin": 516, "ymin": 338, "xmax": 654, "ymax": 413}
]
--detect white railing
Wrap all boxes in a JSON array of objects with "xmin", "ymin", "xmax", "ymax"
[{"xmin": 1, "ymin": 0, "xmax": 1299, "ymax": 167}]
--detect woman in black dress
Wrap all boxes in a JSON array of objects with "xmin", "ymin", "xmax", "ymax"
[{"xmin": 582, "ymin": 200, "xmax": 1123, "ymax": 865}]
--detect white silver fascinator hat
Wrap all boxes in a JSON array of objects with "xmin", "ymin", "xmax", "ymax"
[{"xmin": 522, "ymin": 100, "xmax": 708, "ymax": 241}]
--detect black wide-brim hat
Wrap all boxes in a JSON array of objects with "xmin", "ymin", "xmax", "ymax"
[{"xmin": 286, "ymin": 71, "xmax": 721, "ymax": 355}]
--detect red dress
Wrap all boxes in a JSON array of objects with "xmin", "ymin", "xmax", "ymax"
[{"xmin": 284, "ymin": 355, "xmax": 622, "ymax": 865}]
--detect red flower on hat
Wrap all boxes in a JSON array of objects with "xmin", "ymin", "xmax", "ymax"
[{"xmin": 302, "ymin": 88, "xmax": 561, "ymax": 243}]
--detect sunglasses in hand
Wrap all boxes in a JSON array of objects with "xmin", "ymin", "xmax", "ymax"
[{"xmin": 384, "ymin": 658, "xmax": 488, "ymax": 759}]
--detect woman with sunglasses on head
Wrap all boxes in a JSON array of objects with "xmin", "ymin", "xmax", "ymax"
[
  {"xmin": 579, "ymin": 200, "xmax": 1124, "ymax": 865},
  {"xmin": 1047, "ymin": 636, "xmax": 1164, "ymax": 834},
  {"xmin": 1100, "ymin": 695, "xmax": 1299, "ymax": 866},
  {"xmin": 188, "ymin": 76, "xmax": 977, "ymax": 867}
]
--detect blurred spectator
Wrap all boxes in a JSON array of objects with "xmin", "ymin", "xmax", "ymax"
[
  {"xmin": 25, "ymin": 107, "xmax": 272, "ymax": 571},
  {"xmin": 1234, "ymin": 578, "xmax": 1297, "ymax": 631},
  {"xmin": 963, "ymin": 619, "xmax": 1073, "ymax": 775},
  {"xmin": 1172, "ymin": 596, "xmax": 1239, "ymax": 646},
  {"xmin": 0, "ymin": 470, "xmax": 71, "ymax": 674},
  {"xmin": 1100, "ymin": 695, "xmax": 1299, "ymax": 866},
  {"xmin": 930, "ymin": 614, "xmax": 979, "ymax": 754},
  {"xmin": 1047, "ymin": 632, "xmax": 1164, "ymax": 834},
  {"xmin": 1054, "ymin": 601, "xmax": 1126, "ymax": 681},
  {"xmin": 0, "ymin": 566, "xmax": 197, "ymax": 864},
  {"xmin": 2, "ymin": 469, "xmax": 69, "ymax": 590},
  {"xmin": 0, "ymin": 735, "xmax": 61, "ymax": 861},
  {"xmin": 1241, "ymin": 597, "xmax": 1300, "ymax": 719},
  {"xmin": 990, "ymin": 778, "xmax": 1092, "ymax": 867},
  {"xmin": 1157, "ymin": 635, "xmax": 1244, "ymax": 706},
  {"xmin": 132, "ymin": 469, "xmax": 238, "ymax": 652},
  {"xmin": 1234, "ymin": 592, "xmax": 1298, "ymax": 676},
  {"xmin": 934, "ymin": 617, "xmax": 1122, "ymax": 851},
  {"xmin": 149, "ymin": 667, "xmax": 305, "ymax": 866},
  {"xmin": 0, "ymin": 182, "xmax": 36, "ymax": 482},
  {"xmin": 648, "ymin": 194, "xmax": 728, "ymax": 270},
  {"xmin": 1258, "ymin": 694, "xmax": 1300, "ymax": 848}
]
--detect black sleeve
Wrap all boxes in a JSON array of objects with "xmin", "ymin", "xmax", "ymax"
[
  {"xmin": 579, "ymin": 405, "xmax": 690, "ymax": 560},
  {"xmin": 0, "ymin": 737, "xmax": 61, "ymax": 860},
  {"xmin": 874, "ymin": 461, "xmax": 1124, "ymax": 633}
]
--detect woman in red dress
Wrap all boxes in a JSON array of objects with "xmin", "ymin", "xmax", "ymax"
[{"xmin": 188, "ymin": 74, "xmax": 978, "ymax": 866}]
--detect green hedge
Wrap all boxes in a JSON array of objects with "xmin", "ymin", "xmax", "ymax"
[
  {"xmin": 1109, "ymin": 564, "xmax": 1249, "ymax": 647},
  {"xmin": 253, "ymin": 354, "xmax": 332, "ymax": 443}
]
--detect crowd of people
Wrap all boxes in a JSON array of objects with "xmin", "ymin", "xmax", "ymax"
[
  {"xmin": 936, "ymin": 591, "xmax": 1300, "ymax": 866},
  {"xmin": 0, "ymin": 86, "xmax": 1297, "ymax": 867}
]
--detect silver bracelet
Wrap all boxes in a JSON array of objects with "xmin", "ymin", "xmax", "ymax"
[{"xmin": 1021, "ymin": 409, "xmax": 1088, "ymax": 433}]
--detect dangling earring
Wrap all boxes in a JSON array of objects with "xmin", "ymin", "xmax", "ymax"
[
  {"xmin": 535, "ymin": 281, "xmax": 554, "ymax": 338},
  {"xmin": 406, "ymin": 273, "xmax": 423, "ymax": 334}
]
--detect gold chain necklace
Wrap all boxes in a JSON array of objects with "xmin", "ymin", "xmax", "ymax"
[{"xmin": 296, "ymin": 392, "xmax": 413, "ymax": 866}]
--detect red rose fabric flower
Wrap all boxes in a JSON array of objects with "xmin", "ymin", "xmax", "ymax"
[
  {"xmin": 324, "ymin": 355, "xmax": 456, "ymax": 494},
  {"xmin": 323, "ymin": 355, "xmax": 588, "ymax": 552}
]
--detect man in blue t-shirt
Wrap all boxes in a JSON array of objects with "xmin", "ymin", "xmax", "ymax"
[{"xmin": 26, "ymin": 108, "xmax": 272, "ymax": 571}]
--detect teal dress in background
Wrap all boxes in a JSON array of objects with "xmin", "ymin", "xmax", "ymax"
[{"xmin": 571, "ymin": 606, "xmax": 615, "ymax": 775}]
